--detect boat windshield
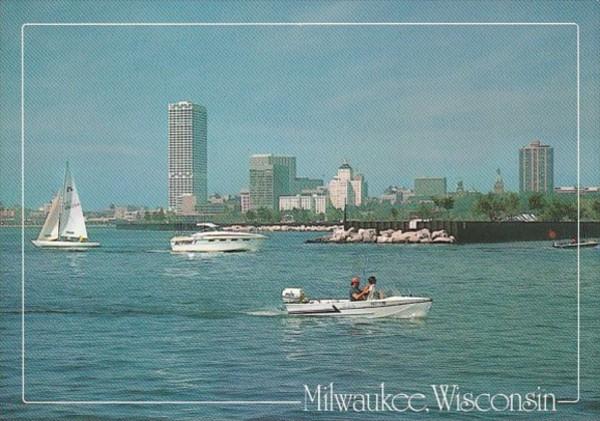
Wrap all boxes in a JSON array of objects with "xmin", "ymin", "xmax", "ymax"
[{"xmin": 196, "ymin": 223, "xmax": 219, "ymax": 232}]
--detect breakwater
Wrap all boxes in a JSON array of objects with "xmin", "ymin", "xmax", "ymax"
[
  {"xmin": 114, "ymin": 220, "xmax": 600, "ymax": 244},
  {"xmin": 345, "ymin": 220, "xmax": 600, "ymax": 244}
]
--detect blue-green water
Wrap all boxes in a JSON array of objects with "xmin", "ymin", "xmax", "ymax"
[{"xmin": 1, "ymin": 227, "xmax": 599, "ymax": 420}]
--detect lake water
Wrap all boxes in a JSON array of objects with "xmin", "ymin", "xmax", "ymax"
[{"xmin": 1, "ymin": 227, "xmax": 599, "ymax": 420}]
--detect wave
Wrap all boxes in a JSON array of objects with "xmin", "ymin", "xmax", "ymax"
[
  {"xmin": 244, "ymin": 308, "xmax": 285, "ymax": 317},
  {"xmin": 1, "ymin": 306, "xmax": 247, "ymax": 320}
]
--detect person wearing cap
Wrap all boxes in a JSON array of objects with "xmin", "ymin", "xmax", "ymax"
[{"xmin": 349, "ymin": 277, "xmax": 367, "ymax": 301}]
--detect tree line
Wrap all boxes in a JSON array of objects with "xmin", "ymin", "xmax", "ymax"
[{"xmin": 138, "ymin": 193, "xmax": 600, "ymax": 224}]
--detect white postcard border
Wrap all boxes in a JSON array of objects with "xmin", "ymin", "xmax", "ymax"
[{"xmin": 20, "ymin": 21, "xmax": 581, "ymax": 406}]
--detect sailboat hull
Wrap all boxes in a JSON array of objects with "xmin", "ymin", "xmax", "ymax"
[{"xmin": 32, "ymin": 240, "xmax": 100, "ymax": 249}]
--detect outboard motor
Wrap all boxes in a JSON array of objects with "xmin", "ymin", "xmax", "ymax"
[{"xmin": 282, "ymin": 288, "xmax": 305, "ymax": 303}]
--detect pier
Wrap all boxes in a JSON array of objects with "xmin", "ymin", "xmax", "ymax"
[{"xmin": 114, "ymin": 220, "xmax": 600, "ymax": 244}]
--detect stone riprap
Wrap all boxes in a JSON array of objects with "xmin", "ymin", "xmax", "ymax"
[{"xmin": 311, "ymin": 227, "xmax": 456, "ymax": 244}]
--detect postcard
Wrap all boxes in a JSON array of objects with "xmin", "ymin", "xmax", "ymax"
[{"xmin": 1, "ymin": 1, "xmax": 599, "ymax": 420}]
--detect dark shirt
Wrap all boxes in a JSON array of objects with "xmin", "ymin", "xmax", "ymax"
[{"xmin": 349, "ymin": 286, "xmax": 362, "ymax": 301}]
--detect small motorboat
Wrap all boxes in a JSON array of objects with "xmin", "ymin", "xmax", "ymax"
[
  {"xmin": 170, "ymin": 223, "xmax": 266, "ymax": 253},
  {"xmin": 282, "ymin": 288, "xmax": 432, "ymax": 318},
  {"xmin": 552, "ymin": 239, "xmax": 599, "ymax": 249}
]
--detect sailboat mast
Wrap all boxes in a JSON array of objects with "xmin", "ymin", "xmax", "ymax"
[{"xmin": 58, "ymin": 161, "xmax": 69, "ymax": 239}]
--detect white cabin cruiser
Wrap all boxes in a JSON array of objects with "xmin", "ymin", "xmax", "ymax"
[
  {"xmin": 170, "ymin": 223, "xmax": 266, "ymax": 253},
  {"xmin": 32, "ymin": 162, "xmax": 99, "ymax": 250},
  {"xmin": 282, "ymin": 288, "xmax": 432, "ymax": 318}
]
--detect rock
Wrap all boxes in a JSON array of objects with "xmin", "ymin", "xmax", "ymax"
[
  {"xmin": 392, "ymin": 231, "xmax": 415, "ymax": 243},
  {"xmin": 406, "ymin": 232, "xmax": 420, "ymax": 243},
  {"xmin": 415, "ymin": 228, "xmax": 431, "ymax": 242},
  {"xmin": 329, "ymin": 227, "xmax": 347, "ymax": 242},
  {"xmin": 315, "ymin": 226, "xmax": 456, "ymax": 244},
  {"xmin": 360, "ymin": 229, "xmax": 377, "ymax": 242},
  {"xmin": 431, "ymin": 230, "xmax": 447, "ymax": 239},
  {"xmin": 347, "ymin": 233, "xmax": 363, "ymax": 243}
]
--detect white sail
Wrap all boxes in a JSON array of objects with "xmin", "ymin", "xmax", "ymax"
[
  {"xmin": 59, "ymin": 163, "xmax": 88, "ymax": 240},
  {"xmin": 37, "ymin": 192, "xmax": 61, "ymax": 241}
]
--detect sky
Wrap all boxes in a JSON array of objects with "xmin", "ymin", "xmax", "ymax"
[{"xmin": 0, "ymin": 1, "xmax": 599, "ymax": 209}]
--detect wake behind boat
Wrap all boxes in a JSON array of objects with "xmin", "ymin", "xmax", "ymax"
[
  {"xmin": 170, "ymin": 223, "xmax": 266, "ymax": 253},
  {"xmin": 282, "ymin": 288, "xmax": 432, "ymax": 318},
  {"xmin": 32, "ymin": 162, "xmax": 99, "ymax": 250}
]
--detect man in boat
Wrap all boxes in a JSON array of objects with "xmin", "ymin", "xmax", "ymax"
[{"xmin": 349, "ymin": 277, "xmax": 368, "ymax": 301}]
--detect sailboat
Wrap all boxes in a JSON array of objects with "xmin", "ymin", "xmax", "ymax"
[{"xmin": 32, "ymin": 162, "xmax": 100, "ymax": 249}]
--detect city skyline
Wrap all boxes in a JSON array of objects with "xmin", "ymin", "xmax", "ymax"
[
  {"xmin": 8, "ymin": 138, "xmax": 597, "ymax": 211},
  {"xmin": 6, "ymin": 123, "xmax": 598, "ymax": 213},
  {"xmin": 2, "ymin": 3, "xmax": 599, "ymax": 209}
]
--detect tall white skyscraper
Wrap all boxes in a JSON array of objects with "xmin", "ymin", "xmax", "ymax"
[{"xmin": 168, "ymin": 101, "xmax": 207, "ymax": 212}]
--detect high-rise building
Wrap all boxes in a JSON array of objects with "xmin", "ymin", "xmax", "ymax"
[
  {"xmin": 519, "ymin": 140, "xmax": 554, "ymax": 193},
  {"xmin": 240, "ymin": 190, "xmax": 251, "ymax": 213},
  {"xmin": 249, "ymin": 154, "xmax": 296, "ymax": 210},
  {"xmin": 350, "ymin": 174, "xmax": 367, "ymax": 205},
  {"xmin": 414, "ymin": 177, "xmax": 447, "ymax": 198},
  {"xmin": 168, "ymin": 101, "xmax": 207, "ymax": 212},
  {"xmin": 328, "ymin": 161, "xmax": 368, "ymax": 209}
]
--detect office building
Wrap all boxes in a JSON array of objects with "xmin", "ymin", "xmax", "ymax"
[
  {"xmin": 519, "ymin": 140, "xmax": 554, "ymax": 193},
  {"xmin": 179, "ymin": 194, "xmax": 198, "ymax": 216},
  {"xmin": 240, "ymin": 189, "xmax": 250, "ymax": 213},
  {"xmin": 293, "ymin": 177, "xmax": 324, "ymax": 194},
  {"xmin": 249, "ymin": 154, "xmax": 296, "ymax": 210},
  {"xmin": 328, "ymin": 161, "xmax": 368, "ymax": 209},
  {"xmin": 279, "ymin": 193, "xmax": 327, "ymax": 215},
  {"xmin": 168, "ymin": 101, "xmax": 207, "ymax": 212},
  {"xmin": 380, "ymin": 186, "xmax": 404, "ymax": 205},
  {"xmin": 414, "ymin": 177, "xmax": 447, "ymax": 198}
]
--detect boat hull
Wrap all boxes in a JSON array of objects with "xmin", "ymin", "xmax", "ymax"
[
  {"xmin": 285, "ymin": 296, "xmax": 432, "ymax": 318},
  {"xmin": 170, "ymin": 231, "xmax": 265, "ymax": 253},
  {"xmin": 31, "ymin": 240, "xmax": 100, "ymax": 250},
  {"xmin": 552, "ymin": 240, "xmax": 599, "ymax": 249},
  {"xmin": 170, "ymin": 239, "xmax": 262, "ymax": 253}
]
